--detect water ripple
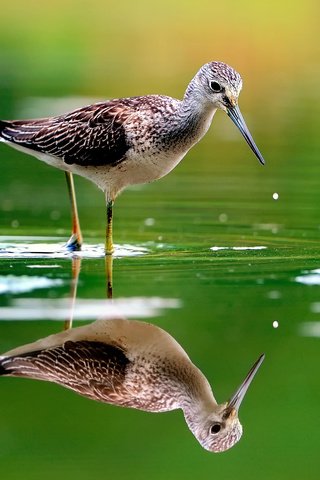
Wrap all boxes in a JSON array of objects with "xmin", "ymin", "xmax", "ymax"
[
  {"xmin": 295, "ymin": 269, "xmax": 320, "ymax": 285},
  {"xmin": 0, "ymin": 275, "xmax": 64, "ymax": 295},
  {"xmin": 0, "ymin": 237, "xmax": 149, "ymax": 259},
  {"xmin": 210, "ymin": 246, "xmax": 267, "ymax": 252},
  {"xmin": 0, "ymin": 297, "xmax": 181, "ymax": 321}
]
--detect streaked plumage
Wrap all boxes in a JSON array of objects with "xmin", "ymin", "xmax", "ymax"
[
  {"xmin": 0, "ymin": 62, "xmax": 265, "ymax": 253},
  {"xmin": 0, "ymin": 318, "xmax": 264, "ymax": 452}
]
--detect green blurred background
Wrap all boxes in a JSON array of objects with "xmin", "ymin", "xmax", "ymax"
[{"xmin": 0, "ymin": 1, "xmax": 320, "ymax": 480}]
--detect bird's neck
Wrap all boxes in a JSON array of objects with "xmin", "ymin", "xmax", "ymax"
[
  {"xmin": 172, "ymin": 86, "xmax": 217, "ymax": 147},
  {"xmin": 178, "ymin": 366, "xmax": 218, "ymax": 435},
  {"xmin": 182, "ymin": 395, "xmax": 218, "ymax": 446}
]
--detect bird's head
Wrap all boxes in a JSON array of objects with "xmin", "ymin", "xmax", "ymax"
[
  {"xmin": 188, "ymin": 354, "xmax": 264, "ymax": 453},
  {"xmin": 193, "ymin": 61, "xmax": 265, "ymax": 165},
  {"xmin": 197, "ymin": 61, "xmax": 242, "ymax": 109}
]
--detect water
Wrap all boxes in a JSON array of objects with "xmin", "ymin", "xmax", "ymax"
[
  {"xmin": 0, "ymin": 8, "xmax": 319, "ymax": 476},
  {"xmin": 1, "ymin": 139, "xmax": 320, "ymax": 478}
]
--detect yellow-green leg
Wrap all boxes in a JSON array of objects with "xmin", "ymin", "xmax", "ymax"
[
  {"xmin": 64, "ymin": 256, "xmax": 82, "ymax": 330},
  {"xmin": 105, "ymin": 254, "xmax": 113, "ymax": 299},
  {"xmin": 65, "ymin": 171, "xmax": 83, "ymax": 251},
  {"xmin": 106, "ymin": 199, "xmax": 114, "ymax": 255}
]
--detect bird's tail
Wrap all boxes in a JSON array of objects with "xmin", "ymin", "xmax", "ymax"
[
  {"xmin": 0, "ymin": 120, "xmax": 12, "ymax": 142},
  {"xmin": 0, "ymin": 355, "xmax": 28, "ymax": 378},
  {"xmin": 0, "ymin": 120, "xmax": 7, "ymax": 140},
  {"xmin": 0, "ymin": 354, "xmax": 29, "ymax": 376},
  {"xmin": 0, "ymin": 350, "xmax": 48, "ymax": 379},
  {"xmin": 0, "ymin": 356, "xmax": 12, "ymax": 375}
]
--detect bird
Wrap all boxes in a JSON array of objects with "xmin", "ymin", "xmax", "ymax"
[
  {"xmin": 0, "ymin": 61, "xmax": 265, "ymax": 254},
  {"xmin": 0, "ymin": 317, "xmax": 264, "ymax": 452}
]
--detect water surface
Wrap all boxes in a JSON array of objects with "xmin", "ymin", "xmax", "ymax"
[{"xmin": 1, "ymin": 136, "xmax": 320, "ymax": 479}]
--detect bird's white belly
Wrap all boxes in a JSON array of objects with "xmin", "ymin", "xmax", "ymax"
[
  {"xmin": 1, "ymin": 139, "xmax": 189, "ymax": 199},
  {"xmin": 72, "ymin": 147, "xmax": 189, "ymax": 199},
  {"xmin": 123, "ymin": 148, "xmax": 188, "ymax": 184}
]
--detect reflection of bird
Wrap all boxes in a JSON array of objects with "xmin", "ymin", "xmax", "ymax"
[
  {"xmin": 0, "ymin": 318, "xmax": 264, "ymax": 452},
  {"xmin": 0, "ymin": 62, "xmax": 265, "ymax": 253}
]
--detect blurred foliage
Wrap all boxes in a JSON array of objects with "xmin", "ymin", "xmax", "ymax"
[{"xmin": 0, "ymin": 0, "xmax": 318, "ymax": 104}]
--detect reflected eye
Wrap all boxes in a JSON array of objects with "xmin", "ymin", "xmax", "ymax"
[
  {"xmin": 210, "ymin": 81, "xmax": 222, "ymax": 92},
  {"xmin": 210, "ymin": 423, "xmax": 221, "ymax": 434}
]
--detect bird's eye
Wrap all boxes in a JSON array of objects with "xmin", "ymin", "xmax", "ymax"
[
  {"xmin": 210, "ymin": 423, "xmax": 221, "ymax": 434},
  {"xmin": 210, "ymin": 81, "xmax": 222, "ymax": 92}
]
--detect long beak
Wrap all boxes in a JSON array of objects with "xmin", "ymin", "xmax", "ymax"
[
  {"xmin": 227, "ymin": 105, "xmax": 265, "ymax": 166},
  {"xmin": 227, "ymin": 353, "xmax": 265, "ymax": 411}
]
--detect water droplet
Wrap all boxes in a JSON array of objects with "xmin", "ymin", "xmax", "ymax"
[
  {"xmin": 267, "ymin": 290, "xmax": 281, "ymax": 299},
  {"xmin": 144, "ymin": 218, "xmax": 155, "ymax": 226},
  {"xmin": 50, "ymin": 210, "xmax": 61, "ymax": 220},
  {"xmin": 219, "ymin": 213, "xmax": 228, "ymax": 223},
  {"xmin": 11, "ymin": 220, "xmax": 19, "ymax": 228}
]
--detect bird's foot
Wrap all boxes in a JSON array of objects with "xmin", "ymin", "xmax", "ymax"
[{"xmin": 65, "ymin": 233, "xmax": 82, "ymax": 252}]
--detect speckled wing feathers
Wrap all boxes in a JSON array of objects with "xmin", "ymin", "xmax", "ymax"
[
  {"xmin": 0, "ymin": 340, "xmax": 131, "ymax": 402},
  {"xmin": 0, "ymin": 101, "xmax": 134, "ymax": 167}
]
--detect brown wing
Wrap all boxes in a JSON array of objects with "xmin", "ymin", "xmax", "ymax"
[
  {"xmin": 0, "ymin": 340, "xmax": 131, "ymax": 403},
  {"xmin": 0, "ymin": 100, "xmax": 134, "ymax": 167}
]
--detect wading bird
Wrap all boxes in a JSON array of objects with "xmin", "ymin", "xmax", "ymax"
[
  {"xmin": 0, "ymin": 318, "xmax": 264, "ymax": 452},
  {"xmin": 0, "ymin": 61, "xmax": 265, "ymax": 254}
]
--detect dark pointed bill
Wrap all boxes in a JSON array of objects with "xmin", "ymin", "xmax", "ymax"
[
  {"xmin": 228, "ymin": 353, "xmax": 265, "ymax": 411},
  {"xmin": 227, "ymin": 105, "xmax": 265, "ymax": 165}
]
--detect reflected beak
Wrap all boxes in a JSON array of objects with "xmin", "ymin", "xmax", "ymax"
[
  {"xmin": 227, "ymin": 353, "xmax": 265, "ymax": 412},
  {"xmin": 227, "ymin": 105, "xmax": 265, "ymax": 165}
]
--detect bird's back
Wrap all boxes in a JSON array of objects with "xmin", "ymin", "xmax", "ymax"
[
  {"xmin": 0, "ymin": 95, "xmax": 179, "ymax": 165},
  {"xmin": 0, "ymin": 319, "xmax": 204, "ymax": 412}
]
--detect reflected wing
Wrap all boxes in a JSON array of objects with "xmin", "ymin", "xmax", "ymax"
[
  {"xmin": 0, "ymin": 101, "xmax": 133, "ymax": 167},
  {"xmin": 0, "ymin": 340, "xmax": 131, "ymax": 402}
]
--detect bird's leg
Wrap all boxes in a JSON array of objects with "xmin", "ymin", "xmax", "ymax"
[
  {"xmin": 64, "ymin": 256, "xmax": 82, "ymax": 330},
  {"xmin": 106, "ymin": 198, "xmax": 114, "ymax": 255},
  {"xmin": 105, "ymin": 254, "xmax": 113, "ymax": 299},
  {"xmin": 65, "ymin": 171, "xmax": 83, "ymax": 251}
]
